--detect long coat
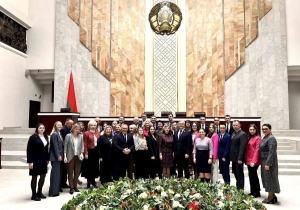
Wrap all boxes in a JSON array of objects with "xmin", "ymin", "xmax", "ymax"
[{"xmin": 260, "ymin": 133, "xmax": 280, "ymax": 193}]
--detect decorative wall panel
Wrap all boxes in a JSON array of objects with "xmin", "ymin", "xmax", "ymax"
[
  {"xmin": 245, "ymin": 0, "xmax": 258, "ymax": 46},
  {"xmin": 110, "ymin": 0, "xmax": 145, "ymax": 116},
  {"xmin": 92, "ymin": 0, "xmax": 111, "ymax": 79},
  {"xmin": 153, "ymin": 0, "xmax": 177, "ymax": 116},
  {"xmin": 186, "ymin": 0, "xmax": 224, "ymax": 117},
  {"xmin": 224, "ymin": 0, "xmax": 245, "ymax": 79},
  {"xmin": 67, "ymin": 0, "xmax": 80, "ymax": 25},
  {"xmin": 79, "ymin": 0, "xmax": 92, "ymax": 51},
  {"xmin": 259, "ymin": 0, "xmax": 272, "ymax": 19}
]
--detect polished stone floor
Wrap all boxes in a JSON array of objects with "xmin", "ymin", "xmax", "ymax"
[{"xmin": 0, "ymin": 169, "xmax": 299, "ymax": 210}]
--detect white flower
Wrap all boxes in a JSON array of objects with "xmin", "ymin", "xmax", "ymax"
[
  {"xmin": 143, "ymin": 204, "xmax": 150, "ymax": 210},
  {"xmin": 155, "ymin": 185, "xmax": 161, "ymax": 191},
  {"xmin": 161, "ymin": 191, "xmax": 168, "ymax": 198},
  {"xmin": 218, "ymin": 201, "xmax": 225, "ymax": 208},
  {"xmin": 174, "ymin": 193, "xmax": 181, "ymax": 199},
  {"xmin": 191, "ymin": 193, "xmax": 202, "ymax": 199},
  {"xmin": 121, "ymin": 194, "xmax": 129, "ymax": 199},
  {"xmin": 75, "ymin": 206, "xmax": 81, "ymax": 210},
  {"xmin": 107, "ymin": 185, "xmax": 115, "ymax": 190},
  {"xmin": 125, "ymin": 189, "xmax": 133, "ymax": 194},
  {"xmin": 218, "ymin": 190, "xmax": 223, "ymax": 197},
  {"xmin": 138, "ymin": 192, "xmax": 148, "ymax": 199},
  {"xmin": 172, "ymin": 200, "xmax": 184, "ymax": 208},
  {"xmin": 168, "ymin": 189, "xmax": 175, "ymax": 195},
  {"xmin": 250, "ymin": 207, "xmax": 256, "ymax": 210},
  {"xmin": 100, "ymin": 206, "xmax": 106, "ymax": 210},
  {"xmin": 155, "ymin": 177, "xmax": 160, "ymax": 180}
]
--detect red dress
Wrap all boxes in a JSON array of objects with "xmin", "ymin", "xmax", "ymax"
[{"xmin": 159, "ymin": 133, "xmax": 174, "ymax": 168}]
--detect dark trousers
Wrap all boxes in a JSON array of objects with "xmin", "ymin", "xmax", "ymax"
[
  {"xmin": 150, "ymin": 158, "xmax": 162, "ymax": 178},
  {"xmin": 100, "ymin": 160, "xmax": 113, "ymax": 184},
  {"xmin": 113, "ymin": 155, "xmax": 130, "ymax": 180},
  {"xmin": 176, "ymin": 157, "xmax": 190, "ymax": 179},
  {"xmin": 135, "ymin": 150, "xmax": 149, "ymax": 179},
  {"xmin": 247, "ymin": 165, "xmax": 261, "ymax": 195},
  {"xmin": 49, "ymin": 161, "xmax": 62, "ymax": 195},
  {"xmin": 219, "ymin": 158, "xmax": 230, "ymax": 184},
  {"xmin": 232, "ymin": 162, "xmax": 244, "ymax": 190},
  {"xmin": 127, "ymin": 154, "xmax": 134, "ymax": 179},
  {"xmin": 60, "ymin": 162, "xmax": 68, "ymax": 187}
]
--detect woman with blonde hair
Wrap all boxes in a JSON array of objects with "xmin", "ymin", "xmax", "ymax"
[
  {"xmin": 83, "ymin": 120, "xmax": 100, "ymax": 188},
  {"xmin": 134, "ymin": 127, "xmax": 150, "ymax": 179},
  {"xmin": 159, "ymin": 125, "xmax": 174, "ymax": 178},
  {"xmin": 142, "ymin": 119, "xmax": 152, "ymax": 137},
  {"xmin": 64, "ymin": 123, "xmax": 84, "ymax": 194},
  {"xmin": 48, "ymin": 121, "xmax": 64, "ymax": 197}
]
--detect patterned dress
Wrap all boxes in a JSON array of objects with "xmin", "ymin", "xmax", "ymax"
[
  {"xmin": 260, "ymin": 133, "xmax": 280, "ymax": 193},
  {"xmin": 159, "ymin": 133, "xmax": 174, "ymax": 168}
]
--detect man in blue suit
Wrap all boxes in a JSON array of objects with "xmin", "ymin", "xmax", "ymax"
[
  {"xmin": 218, "ymin": 124, "xmax": 231, "ymax": 184},
  {"xmin": 173, "ymin": 121, "xmax": 192, "ymax": 179},
  {"xmin": 112, "ymin": 124, "xmax": 134, "ymax": 180}
]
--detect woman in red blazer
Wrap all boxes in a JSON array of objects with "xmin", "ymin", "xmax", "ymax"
[
  {"xmin": 245, "ymin": 124, "xmax": 261, "ymax": 198},
  {"xmin": 83, "ymin": 120, "xmax": 100, "ymax": 188}
]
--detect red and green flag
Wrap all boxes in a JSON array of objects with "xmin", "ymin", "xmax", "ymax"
[{"xmin": 66, "ymin": 72, "xmax": 78, "ymax": 112}]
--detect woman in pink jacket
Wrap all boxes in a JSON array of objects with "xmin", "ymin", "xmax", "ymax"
[
  {"xmin": 207, "ymin": 123, "xmax": 219, "ymax": 184},
  {"xmin": 245, "ymin": 124, "xmax": 261, "ymax": 198}
]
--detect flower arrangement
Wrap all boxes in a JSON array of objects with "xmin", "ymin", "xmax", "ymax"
[{"xmin": 61, "ymin": 177, "xmax": 266, "ymax": 210}]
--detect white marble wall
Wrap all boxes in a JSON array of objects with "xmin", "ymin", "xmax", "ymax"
[
  {"xmin": 225, "ymin": 0, "xmax": 289, "ymax": 129},
  {"xmin": 54, "ymin": 0, "xmax": 110, "ymax": 116}
]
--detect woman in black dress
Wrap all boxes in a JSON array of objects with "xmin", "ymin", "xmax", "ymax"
[
  {"xmin": 148, "ymin": 126, "xmax": 162, "ymax": 178},
  {"xmin": 159, "ymin": 125, "xmax": 174, "ymax": 178},
  {"xmin": 97, "ymin": 126, "xmax": 114, "ymax": 184},
  {"xmin": 26, "ymin": 123, "xmax": 49, "ymax": 201}
]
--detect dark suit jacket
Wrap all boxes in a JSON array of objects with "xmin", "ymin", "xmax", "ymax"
[
  {"xmin": 113, "ymin": 133, "xmax": 134, "ymax": 157},
  {"xmin": 199, "ymin": 123, "xmax": 209, "ymax": 134},
  {"xmin": 173, "ymin": 129, "xmax": 192, "ymax": 159},
  {"xmin": 226, "ymin": 123, "xmax": 234, "ymax": 135},
  {"xmin": 218, "ymin": 133, "xmax": 231, "ymax": 159},
  {"xmin": 230, "ymin": 129, "xmax": 248, "ymax": 162},
  {"xmin": 27, "ymin": 135, "xmax": 49, "ymax": 166},
  {"xmin": 147, "ymin": 134, "xmax": 159, "ymax": 158},
  {"xmin": 49, "ymin": 132, "xmax": 64, "ymax": 161},
  {"xmin": 60, "ymin": 125, "xmax": 70, "ymax": 141},
  {"xmin": 97, "ymin": 134, "xmax": 113, "ymax": 161}
]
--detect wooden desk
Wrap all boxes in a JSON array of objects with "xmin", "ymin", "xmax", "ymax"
[{"xmin": 38, "ymin": 113, "xmax": 80, "ymax": 135}]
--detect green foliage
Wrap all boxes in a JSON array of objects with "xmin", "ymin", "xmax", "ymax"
[{"xmin": 61, "ymin": 177, "xmax": 267, "ymax": 210}]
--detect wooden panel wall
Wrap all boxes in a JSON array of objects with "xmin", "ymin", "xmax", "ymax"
[
  {"xmin": 92, "ymin": 0, "xmax": 111, "ymax": 79},
  {"xmin": 110, "ymin": 0, "xmax": 145, "ymax": 116},
  {"xmin": 79, "ymin": 0, "xmax": 92, "ymax": 51},
  {"xmin": 67, "ymin": 0, "xmax": 80, "ymax": 25},
  {"xmin": 259, "ymin": 0, "xmax": 272, "ymax": 19},
  {"xmin": 245, "ymin": 0, "xmax": 258, "ymax": 46},
  {"xmin": 224, "ymin": 0, "xmax": 245, "ymax": 79},
  {"xmin": 186, "ymin": 0, "xmax": 224, "ymax": 117}
]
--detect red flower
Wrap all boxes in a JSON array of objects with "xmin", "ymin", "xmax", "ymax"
[
  {"xmin": 149, "ymin": 191, "xmax": 154, "ymax": 195},
  {"xmin": 187, "ymin": 201, "xmax": 200, "ymax": 210},
  {"xmin": 225, "ymin": 195, "xmax": 232, "ymax": 200},
  {"xmin": 214, "ymin": 199, "xmax": 219, "ymax": 203}
]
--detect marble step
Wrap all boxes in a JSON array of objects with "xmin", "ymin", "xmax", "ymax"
[
  {"xmin": 1, "ymin": 138, "xmax": 29, "ymax": 151},
  {"xmin": 271, "ymin": 130, "xmax": 300, "ymax": 137},
  {"xmin": 1, "ymin": 161, "xmax": 28, "ymax": 169},
  {"xmin": 277, "ymin": 145, "xmax": 294, "ymax": 150},
  {"xmin": 1, "ymin": 151, "xmax": 26, "ymax": 161},
  {"xmin": 277, "ymin": 150, "xmax": 300, "ymax": 155}
]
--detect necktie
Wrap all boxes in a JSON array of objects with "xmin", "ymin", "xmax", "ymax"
[
  {"xmin": 179, "ymin": 130, "xmax": 182, "ymax": 138},
  {"xmin": 220, "ymin": 134, "xmax": 223, "ymax": 142},
  {"xmin": 124, "ymin": 134, "xmax": 127, "ymax": 142}
]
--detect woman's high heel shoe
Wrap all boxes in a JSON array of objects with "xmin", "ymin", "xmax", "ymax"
[
  {"xmin": 274, "ymin": 196, "xmax": 278, "ymax": 203},
  {"xmin": 262, "ymin": 198, "xmax": 276, "ymax": 204}
]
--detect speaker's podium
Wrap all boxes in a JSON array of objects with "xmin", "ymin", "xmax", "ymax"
[{"xmin": 194, "ymin": 112, "xmax": 206, "ymax": 118}]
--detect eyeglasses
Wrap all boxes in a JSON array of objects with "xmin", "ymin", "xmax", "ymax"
[
  {"xmin": 200, "ymin": 119, "xmax": 205, "ymax": 121},
  {"xmin": 209, "ymin": 127, "xmax": 214, "ymax": 128},
  {"xmin": 262, "ymin": 128, "xmax": 269, "ymax": 131}
]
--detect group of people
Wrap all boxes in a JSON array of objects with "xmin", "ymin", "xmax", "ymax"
[{"xmin": 26, "ymin": 114, "xmax": 280, "ymax": 205}]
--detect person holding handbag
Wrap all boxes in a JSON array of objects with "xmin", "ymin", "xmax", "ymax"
[{"xmin": 64, "ymin": 124, "xmax": 84, "ymax": 194}]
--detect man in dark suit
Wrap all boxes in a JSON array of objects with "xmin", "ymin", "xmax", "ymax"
[
  {"xmin": 225, "ymin": 114, "xmax": 234, "ymax": 135},
  {"xmin": 138, "ymin": 113, "xmax": 147, "ymax": 128},
  {"xmin": 112, "ymin": 124, "xmax": 134, "ymax": 180},
  {"xmin": 230, "ymin": 120, "xmax": 248, "ymax": 190},
  {"xmin": 199, "ymin": 116, "xmax": 209, "ymax": 134},
  {"xmin": 214, "ymin": 117, "xmax": 221, "ymax": 134},
  {"xmin": 60, "ymin": 118, "xmax": 73, "ymax": 188},
  {"xmin": 218, "ymin": 124, "xmax": 232, "ymax": 184},
  {"xmin": 150, "ymin": 115, "xmax": 158, "ymax": 130},
  {"xmin": 173, "ymin": 120, "xmax": 192, "ymax": 178}
]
